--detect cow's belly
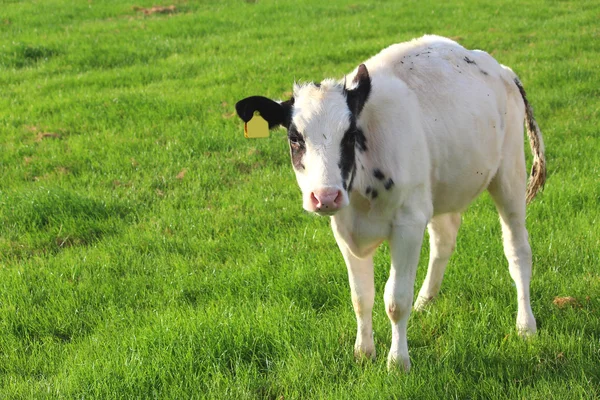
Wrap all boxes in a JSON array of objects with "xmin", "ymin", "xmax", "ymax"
[
  {"xmin": 431, "ymin": 172, "xmax": 495, "ymax": 214},
  {"xmin": 430, "ymin": 132, "xmax": 502, "ymax": 215}
]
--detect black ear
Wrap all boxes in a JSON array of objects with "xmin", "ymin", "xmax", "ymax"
[
  {"xmin": 345, "ymin": 64, "xmax": 371, "ymax": 117},
  {"xmin": 235, "ymin": 96, "xmax": 294, "ymax": 129}
]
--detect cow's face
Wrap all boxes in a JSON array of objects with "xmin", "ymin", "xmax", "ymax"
[{"xmin": 236, "ymin": 64, "xmax": 371, "ymax": 215}]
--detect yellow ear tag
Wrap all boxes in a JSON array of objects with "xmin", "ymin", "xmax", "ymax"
[{"xmin": 244, "ymin": 111, "xmax": 269, "ymax": 138}]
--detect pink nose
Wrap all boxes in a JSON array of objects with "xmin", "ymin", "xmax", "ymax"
[{"xmin": 310, "ymin": 188, "xmax": 344, "ymax": 212}]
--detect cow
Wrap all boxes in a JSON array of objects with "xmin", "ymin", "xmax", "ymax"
[{"xmin": 235, "ymin": 35, "xmax": 546, "ymax": 371}]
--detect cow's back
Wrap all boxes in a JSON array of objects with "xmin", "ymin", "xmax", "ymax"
[{"xmin": 359, "ymin": 35, "xmax": 525, "ymax": 215}]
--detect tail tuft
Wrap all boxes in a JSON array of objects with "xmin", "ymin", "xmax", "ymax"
[{"xmin": 514, "ymin": 78, "xmax": 546, "ymax": 204}]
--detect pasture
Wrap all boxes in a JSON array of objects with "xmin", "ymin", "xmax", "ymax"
[{"xmin": 0, "ymin": 0, "xmax": 598, "ymax": 398}]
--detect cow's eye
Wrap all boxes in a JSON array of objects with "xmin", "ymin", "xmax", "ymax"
[
  {"xmin": 288, "ymin": 125, "xmax": 304, "ymax": 148},
  {"xmin": 289, "ymin": 135, "xmax": 304, "ymax": 146}
]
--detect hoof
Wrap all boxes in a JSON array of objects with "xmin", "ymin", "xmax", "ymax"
[
  {"xmin": 517, "ymin": 313, "xmax": 537, "ymax": 337},
  {"xmin": 517, "ymin": 323, "xmax": 537, "ymax": 338},
  {"xmin": 413, "ymin": 295, "xmax": 434, "ymax": 311},
  {"xmin": 354, "ymin": 345, "xmax": 376, "ymax": 362},
  {"xmin": 387, "ymin": 354, "xmax": 411, "ymax": 372}
]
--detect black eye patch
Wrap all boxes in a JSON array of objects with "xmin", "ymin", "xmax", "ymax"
[
  {"xmin": 288, "ymin": 125, "xmax": 305, "ymax": 144},
  {"xmin": 288, "ymin": 124, "xmax": 306, "ymax": 170}
]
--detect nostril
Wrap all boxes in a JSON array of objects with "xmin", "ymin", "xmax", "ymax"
[
  {"xmin": 310, "ymin": 192, "xmax": 320, "ymax": 208},
  {"xmin": 333, "ymin": 190, "xmax": 343, "ymax": 206}
]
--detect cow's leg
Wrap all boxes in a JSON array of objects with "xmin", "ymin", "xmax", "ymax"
[
  {"xmin": 336, "ymin": 240, "xmax": 376, "ymax": 359},
  {"xmin": 414, "ymin": 212, "xmax": 461, "ymax": 310},
  {"xmin": 488, "ymin": 161, "xmax": 537, "ymax": 336},
  {"xmin": 385, "ymin": 211, "xmax": 428, "ymax": 371}
]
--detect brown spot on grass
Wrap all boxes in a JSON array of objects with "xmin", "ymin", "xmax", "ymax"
[
  {"xmin": 553, "ymin": 296, "xmax": 580, "ymax": 309},
  {"xmin": 27, "ymin": 125, "xmax": 61, "ymax": 141},
  {"xmin": 133, "ymin": 5, "xmax": 176, "ymax": 15},
  {"xmin": 113, "ymin": 180, "xmax": 132, "ymax": 188},
  {"xmin": 35, "ymin": 132, "xmax": 61, "ymax": 142},
  {"xmin": 176, "ymin": 168, "xmax": 187, "ymax": 180}
]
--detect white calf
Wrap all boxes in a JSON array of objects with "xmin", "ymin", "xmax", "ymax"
[{"xmin": 236, "ymin": 35, "xmax": 546, "ymax": 370}]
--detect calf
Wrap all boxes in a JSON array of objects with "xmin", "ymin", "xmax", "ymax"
[{"xmin": 235, "ymin": 35, "xmax": 546, "ymax": 370}]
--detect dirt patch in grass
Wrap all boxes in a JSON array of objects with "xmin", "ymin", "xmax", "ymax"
[
  {"xmin": 26, "ymin": 125, "xmax": 61, "ymax": 142},
  {"xmin": 133, "ymin": 5, "xmax": 177, "ymax": 15},
  {"xmin": 176, "ymin": 168, "xmax": 187, "ymax": 180},
  {"xmin": 35, "ymin": 132, "xmax": 61, "ymax": 141},
  {"xmin": 553, "ymin": 296, "xmax": 581, "ymax": 309}
]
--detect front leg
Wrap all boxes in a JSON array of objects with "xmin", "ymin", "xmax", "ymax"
[
  {"xmin": 385, "ymin": 212, "xmax": 428, "ymax": 371},
  {"xmin": 334, "ymin": 235, "xmax": 376, "ymax": 360}
]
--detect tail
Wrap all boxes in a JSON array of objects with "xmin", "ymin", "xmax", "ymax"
[{"xmin": 514, "ymin": 77, "xmax": 546, "ymax": 204}]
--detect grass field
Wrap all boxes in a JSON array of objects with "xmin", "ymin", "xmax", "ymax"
[{"xmin": 1, "ymin": 0, "xmax": 599, "ymax": 398}]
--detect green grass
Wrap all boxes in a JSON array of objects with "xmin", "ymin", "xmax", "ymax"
[{"xmin": 1, "ymin": 0, "xmax": 599, "ymax": 398}]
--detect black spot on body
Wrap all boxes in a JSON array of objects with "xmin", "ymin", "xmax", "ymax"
[
  {"xmin": 355, "ymin": 128, "xmax": 367, "ymax": 152},
  {"xmin": 384, "ymin": 178, "xmax": 394, "ymax": 190},
  {"xmin": 464, "ymin": 56, "xmax": 476, "ymax": 65},
  {"xmin": 480, "ymin": 69, "xmax": 489, "ymax": 76},
  {"xmin": 339, "ymin": 124, "xmax": 357, "ymax": 188},
  {"xmin": 373, "ymin": 169, "xmax": 385, "ymax": 180},
  {"xmin": 371, "ymin": 189, "xmax": 378, "ymax": 199},
  {"xmin": 366, "ymin": 186, "xmax": 372, "ymax": 195}
]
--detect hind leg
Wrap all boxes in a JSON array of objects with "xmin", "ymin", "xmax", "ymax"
[
  {"xmin": 488, "ymin": 161, "xmax": 537, "ymax": 335},
  {"xmin": 414, "ymin": 213, "xmax": 461, "ymax": 310}
]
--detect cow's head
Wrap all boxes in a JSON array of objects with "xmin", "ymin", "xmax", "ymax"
[{"xmin": 236, "ymin": 64, "xmax": 371, "ymax": 215}]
